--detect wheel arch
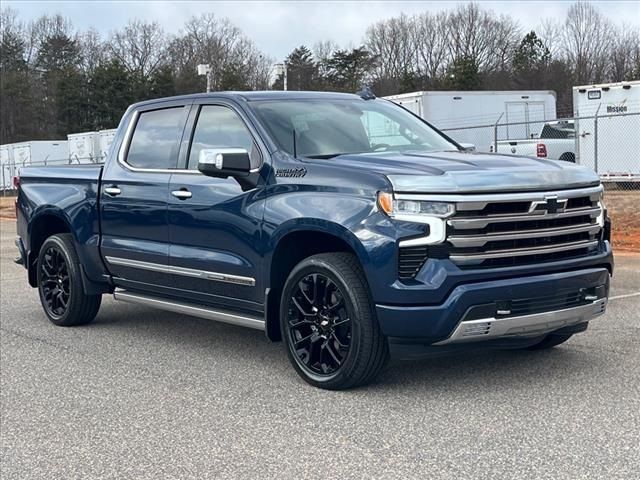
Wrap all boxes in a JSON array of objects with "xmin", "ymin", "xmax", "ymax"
[
  {"xmin": 264, "ymin": 221, "xmax": 371, "ymax": 342},
  {"xmin": 27, "ymin": 210, "xmax": 74, "ymax": 287},
  {"xmin": 559, "ymin": 152, "xmax": 576, "ymax": 163}
]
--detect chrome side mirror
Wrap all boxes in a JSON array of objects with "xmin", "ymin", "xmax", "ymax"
[
  {"xmin": 458, "ymin": 143, "xmax": 476, "ymax": 152},
  {"xmin": 198, "ymin": 148, "xmax": 251, "ymax": 178}
]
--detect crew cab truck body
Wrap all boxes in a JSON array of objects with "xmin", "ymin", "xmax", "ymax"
[
  {"xmin": 15, "ymin": 91, "xmax": 613, "ymax": 389},
  {"xmin": 494, "ymin": 120, "xmax": 576, "ymax": 162}
]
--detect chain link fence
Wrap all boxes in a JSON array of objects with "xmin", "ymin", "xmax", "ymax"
[{"xmin": 441, "ymin": 110, "xmax": 640, "ymax": 189}]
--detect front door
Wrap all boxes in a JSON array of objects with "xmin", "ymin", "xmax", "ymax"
[
  {"xmin": 167, "ymin": 102, "xmax": 267, "ymax": 313},
  {"xmin": 100, "ymin": 101, "xmax": 191, "ymax": 293}
]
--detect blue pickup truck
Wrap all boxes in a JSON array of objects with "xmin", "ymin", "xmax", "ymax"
[{"xmin": 15, "ymin": 91, "xmax": 613, "ymax": 389}]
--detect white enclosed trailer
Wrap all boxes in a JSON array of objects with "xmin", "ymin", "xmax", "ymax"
[
  {"xmin": 383, "ymin": 90, "xmax": 557, "ymax": 152},
  {"xmin": 11, "ymin": 141, "xmax": 68, "ymax": 169},
  {"xmin": 573, "ymin": 80, "xmax": 640, "ymax": 181},
  {"xmin": 98, "ymin": 129, "xmax": 117, "ymax": 161},
  {"xmin": 67, "ymin": 131, "xmax": 100, "ymax": 163},
  {"xmin": 1, "ymin": 144, "xmax": 14, "ymax": 190}
]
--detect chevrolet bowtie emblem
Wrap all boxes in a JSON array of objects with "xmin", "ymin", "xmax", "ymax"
[{"xmin": 546, "ymin": 197, "xmax": 559, "ymax": 214}]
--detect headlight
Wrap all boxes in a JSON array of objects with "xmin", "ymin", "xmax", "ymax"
[
  {"xmin": 377, "ymin": 192, "xmax": 453, "ymax": 246},
  {"xmin": 377, "ymin": 192, "xmax": 455, "ymax": 219}
]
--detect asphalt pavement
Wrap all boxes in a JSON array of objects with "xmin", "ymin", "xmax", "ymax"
[{"xmin": 1, "ymin": 220, "xmax": 639, "ymax": 479}]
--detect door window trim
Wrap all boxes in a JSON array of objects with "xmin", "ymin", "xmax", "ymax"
[{"xmin": 118, "ymin": 105, "xmax": 195, "ymax": 174}]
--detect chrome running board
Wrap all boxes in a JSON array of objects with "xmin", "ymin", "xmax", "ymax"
[{"xmin": 112, "ymin": 288, "xmax": 265, "ymax": 331}]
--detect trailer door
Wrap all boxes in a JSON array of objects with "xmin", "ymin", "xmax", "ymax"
[
  {"xmin": 526, "ymin": 102, "xmax": 546, "ymax": 138},
  {"xmin": 506, "ymin": 102, "xmax": 527, "ymax": 139}
]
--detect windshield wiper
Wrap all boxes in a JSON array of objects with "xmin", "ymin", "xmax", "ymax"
[{"xmin": 305, "ymin": 153, "xmax": 343, "ymax": 159}]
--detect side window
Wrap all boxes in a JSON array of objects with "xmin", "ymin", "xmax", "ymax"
[
  {"xmin": 126, "ymin": 107, "xmax": 185, "ymax": 169},
  {"xmin": 188, "ymin": 105, "xmax": 261, "ymax": 170}
]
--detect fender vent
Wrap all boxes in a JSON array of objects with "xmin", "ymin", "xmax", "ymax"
[{"xmin": 398, "ymin": 246, "xmax": 429, "ymax": 279}]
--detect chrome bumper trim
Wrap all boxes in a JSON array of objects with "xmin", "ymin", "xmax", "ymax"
[{"xmin": 433, "ymin": 298, "xmax": 607, "ymax": 345}]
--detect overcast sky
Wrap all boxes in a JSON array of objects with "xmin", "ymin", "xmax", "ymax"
[{"xmin": 6, "ymin": 1, "xmax": 640, "ymax": 60}]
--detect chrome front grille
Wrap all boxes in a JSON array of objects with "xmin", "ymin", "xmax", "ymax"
[{"xmin": 446, "ymin": 186, "xmax": 603, "ymax": 268}]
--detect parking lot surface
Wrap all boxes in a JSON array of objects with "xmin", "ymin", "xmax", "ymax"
[{"xmin": 1, "ymin": 221, "xmax": 639, "ymax": 479}]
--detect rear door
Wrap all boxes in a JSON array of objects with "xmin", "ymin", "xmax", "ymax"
[
  {"xmin": 167, "ymin": 100, "xmax": 267, "ymax": 312},
  {"xmin": 100, "ymin": 100, "xmax": 191, "ymax": 292}
]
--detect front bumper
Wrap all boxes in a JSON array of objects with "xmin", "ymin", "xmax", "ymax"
[
  {"xmin": 433, "ymin": 297, "xmax": 606, "ymax": 345},
  {"xmin": 376, "ymin": 267, "xmax": 610, "ymax": 343}
]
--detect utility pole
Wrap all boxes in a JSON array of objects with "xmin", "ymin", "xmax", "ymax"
[
  {"xmin": 283, "ymin": 61, "xmax": 288, "ymax": 91},
  {"xmin": 197, "ymin": 64, "xmax": 213, "ymax": 92}
]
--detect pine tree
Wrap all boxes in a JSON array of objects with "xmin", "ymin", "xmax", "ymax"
[
  {"xmin": 286, "ymin": 45, "xmax": 317, "ymax": 90},
  {"xmin": 512, "ymin": 31, "xmax": 551, "ymax": 88},
  {"xmin": 444, "ymin": 55, "xmax": 481, "ymax": 90},
  {"xmin": 323, "ymin": 47, "xmax": 376, "ymax": 93}
]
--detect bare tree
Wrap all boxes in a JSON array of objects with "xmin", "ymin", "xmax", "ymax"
[
  {"xmin": 79, "ymin": 28, "xmax": 106, "ymax": 73},
  {"xmin": 169, "ymin": 13, "xmax": 269, "ymax": 90},
  {"xmin": 446, "ymin": 3, "xmax": 521, "ymax": 73},
  {"xmin": 610, "ymin": 24, "xmax": 640, "ymax": 82},
  {"xmin": 366, "ymin": 13, "xmax": 416, "ymax": 82},
  {"xmin": 411, "ymin": 11, "xmax": 449, "ymax": 83},
  {"xmin": 109, "ymin": 20, "xmax": 168, "ymax": 78},
  {"xmin": 561, "ymin": 2, "xmax": 614, "ymax": 84},
  {"xmin": 313, "ymin": 40, "xmax": 339, "ymax": 64}
]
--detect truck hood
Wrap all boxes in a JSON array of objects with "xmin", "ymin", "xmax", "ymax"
[{"xmin": 306, "ymin": 150, "xmax": 600, "ymax": 193}]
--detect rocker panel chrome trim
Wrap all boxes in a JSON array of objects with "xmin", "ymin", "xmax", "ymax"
[{"xmin": 104, "ymin": 256, "xmax": 256, "ymax": 286}]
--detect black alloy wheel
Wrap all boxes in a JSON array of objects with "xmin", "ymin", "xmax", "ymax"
[
  {"xmin": 37, "ymin": 234, "xmax": 102, "ymax": 326},
  {"xmin": 280, "ymin": 253, "xmax": 389, "ymax": 390},
  {"xmin": 287, "ymin": 273, "xmax": 352, "ymax": 376},
  {"xmin": 40, "ymin": 245, "xmax": 71, "ymax": 318}
]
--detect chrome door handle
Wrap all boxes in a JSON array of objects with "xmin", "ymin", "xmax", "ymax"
[
  {"xmin": 104, "ymin": 186, "xmax": 121, "ymax": 196},
  {"xmin": 171, "ymin": 189, "xmax": 192, "ymax": 200}
]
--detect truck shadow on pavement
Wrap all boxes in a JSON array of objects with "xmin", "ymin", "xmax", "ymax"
[{"xmin": 92, "ymin": 299, "xmax": 600, "ymax": 394}]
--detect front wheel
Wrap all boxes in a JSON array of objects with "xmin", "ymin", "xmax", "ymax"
[
  {"xmin": 37, "ymin": 234, "xmax": 101, "ymax": 326},
  {"xmin": 280, "ymin": 253, "xmax": 388, "ymax": 390}
]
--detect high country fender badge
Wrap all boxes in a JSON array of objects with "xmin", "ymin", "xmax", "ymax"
[{"xmin": 275, "ymin": 167, "xmax": 307, "ymax": 178}]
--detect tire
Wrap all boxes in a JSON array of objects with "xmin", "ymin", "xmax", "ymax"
[
  {"xmin": 559, "ymin": 152, "xmax": 575, "ymax": 163},
  {"xmin": 280, "ymin": 253, "xmax": 389, "ymax": 390},
  {"xmin": 37, "ymin": 234, "xmax": 101, "ymax": 326},
  {"xmin": 526, "ymin": 333, "xmax": 573, "ymax": 350}
]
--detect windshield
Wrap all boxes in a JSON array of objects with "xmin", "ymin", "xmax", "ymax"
[{"xmin": 249, "ymin": 98, "xmax": 458, "ymax": 158}]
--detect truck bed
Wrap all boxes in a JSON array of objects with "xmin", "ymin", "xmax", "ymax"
[{"xmin": 16, "ymin": 164, "xmax": 105, "ymax": 287}]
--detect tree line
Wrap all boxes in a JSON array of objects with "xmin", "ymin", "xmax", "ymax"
[{"xmin": 1, "ymin": 2, "xmax": 639, "ymax": 144}]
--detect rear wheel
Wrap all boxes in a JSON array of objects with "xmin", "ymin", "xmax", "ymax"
[
  {"xmin": 37, "ymin": 234, "xmax": 101, "ymax": 326},
  {"xmin": 280, "ymin": 253, "xmax": 388, "ymax": 390},
  {"xmin": 526, "ymin": 333, "xmax": 573, "ymax": 350}
]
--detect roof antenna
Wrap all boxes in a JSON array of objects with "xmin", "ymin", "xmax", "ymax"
[
  {"xmin": 292, "ymin": 129, "xmax": 297, "ymax": 158},
  {"xmin": 356, "ymin": 85, "xmax": 376, "ymax": 100}
]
